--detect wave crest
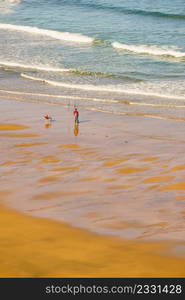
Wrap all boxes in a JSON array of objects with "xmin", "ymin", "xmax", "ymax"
[
  {"xmin": 0, "ymin": 23, "xmax": 94, "ymax": 44},
  {"xmin": 0, "ymin": 0, "xmax": 22, "ymax": 14},
  {"xmin": 0, "ymin": 61, "xmax": 72, "ymax": 73},
  {"xmin": 112, "ymin": 42, "xmax": 185, "ymax": 58}
]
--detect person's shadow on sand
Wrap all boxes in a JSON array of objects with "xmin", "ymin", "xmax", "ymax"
[{"xmin": 78, "ymin": 120, "xmax": 91, "ymax": 123}]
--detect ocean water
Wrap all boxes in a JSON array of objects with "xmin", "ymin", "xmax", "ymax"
[{"xmin": 0, "ymin": 0, "xmax": 185, "ymax": 119}]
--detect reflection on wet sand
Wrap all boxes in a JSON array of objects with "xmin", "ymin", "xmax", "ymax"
[
  {"xmin": 74, "ymin": 122, "xmax": 79, "ymax": 136},
  {"xmin": 0, "ymin": 133, "xmax": 38, "ymax": 138},
  {"xmin": 0, "ymin": 124, "xmax": 29, "ymax": 131},
  {"xmin": 12, "ymin": 142, "xmax": 47, "ymax": 148},
  {"xmin": 2, "ymin": 120, "xmax": 185, "ymax": 245},
  {"xmin": 1, "ymin": 99, "xmax": 185, "ymax": 277},
  {"xmin": 58, "ymin": 144, "xmax": 80, "ymax": 149},
  {"xmin": 143, "ymin": 176, "xmax": 174, "ymax": 183},
  {"xmin": 45, "ymin": 122, "xmax": 52, "ymax": 129},
  {"xmin": 160, "ymin": 181, "xmax": 185, "ymax": 191},
  {"xmin": 39, "ymin": 155, "xmax": 60, "ymax": 164}
]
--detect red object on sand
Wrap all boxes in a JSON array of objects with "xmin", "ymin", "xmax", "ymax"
[{"xmin": 44, "ymin": 114, "xmax": 49, "ymax": 120}]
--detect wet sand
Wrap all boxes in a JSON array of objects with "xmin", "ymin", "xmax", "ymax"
[
  {"xmin": 0, "ymin": 96, "xmax": 185, "ymax": 277},
  {"xmin": 1, "ymin": 205, "xmax": 185, "ymax": 277}
]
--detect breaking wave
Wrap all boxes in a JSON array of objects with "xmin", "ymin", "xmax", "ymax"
[
  {"xmin": 0, "ymin": 23, "xmax": 94, "ymax": 44},
  {"xmin": 0, "ymin": 0, "xmax": 22, "ymax": 14},
  {"xmin": 0, "ymin": 61, "xmax": 71, "ymax": 73},
  {"xmin": 112, "ymin": 42, "xmax": 185, "ymax": 58},
  {"xmin": 0, "ymin": 61, "xmax": 141, "ymax": 82}
]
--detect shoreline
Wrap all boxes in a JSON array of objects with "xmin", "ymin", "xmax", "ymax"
[{"xmin": 1, "ymin": 68, "xmax": 185, "ymax": 123}]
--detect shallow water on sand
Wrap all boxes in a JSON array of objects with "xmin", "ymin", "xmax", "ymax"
[{"xmin": 1, "ymin": 98, "xmax": 185, "ymax": 245}]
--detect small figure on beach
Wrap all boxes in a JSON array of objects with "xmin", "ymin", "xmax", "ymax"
[
  {"xmin": 44, "ymin": 114, "xmax": 52, "ymax": 121},
  {"xmin": 73, "ymin": 107, "xmax": 79, "ymax": 123},
  {"xmin": 44, "ymin": 114, "xmax": 53, "ymax": 128}
]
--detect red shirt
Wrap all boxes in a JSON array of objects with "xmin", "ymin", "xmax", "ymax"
[{"xmin": 73, "ymin": 110, "xmax": 79, "ymax": 116}]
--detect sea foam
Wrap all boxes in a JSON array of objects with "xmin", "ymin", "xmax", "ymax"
[
  {"xmin": 0, "ymin": 61, "xmax": 71, "ymax": 73},
  {"xmin": 0, "ymin": 0, "xmax": 22, "ymax": 14},
  {"xmin": 21, "ymin": 73, "xmax": 185, "ymax": 101},
  {"xmin": 0, "ymin": 23, "xmax": 94, "ymax": 44},
  {"xmin": 112, "ymin": 42, "xmax": 185, "ymax": 58}
]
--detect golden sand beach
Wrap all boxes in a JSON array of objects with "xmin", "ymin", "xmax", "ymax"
[
  {"xmin": 0, "ymin": 96, "xmax": 185, "ymax": 277},
  {"xmin": 1, "ymin": 205, "xmax": 185, "ymax": 278}
]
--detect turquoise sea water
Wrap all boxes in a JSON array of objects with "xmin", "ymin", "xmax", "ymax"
[{"xmin": 0, "ymin": 0, "xmax": 185, "ymax": 118}]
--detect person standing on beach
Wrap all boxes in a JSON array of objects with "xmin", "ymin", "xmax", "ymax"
[{"xmin": 73, "ymin": 107, "xmax": 79, "ymax": 123}]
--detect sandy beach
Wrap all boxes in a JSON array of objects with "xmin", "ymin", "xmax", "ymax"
[
  {"xmin": 1, "ymin": 205, "xmax": 185, "ymax": 278},
  {"xmin": 0, "ymin": 94, "xmax": 185, "ymax": 277}
]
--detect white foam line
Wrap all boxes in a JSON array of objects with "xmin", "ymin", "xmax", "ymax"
[
  {"xmin": 112, "ymin": 42, "xmax": 185, "ymax": 58},
  {"xmin": 21, "ymin": 73, "xmax": 125, "ymax": 94},
  {"xmin": 129, "ymin": 101, "xmax": 185, "ymax": 109},
  {"xmin": 0, "ymin": 88, "xmax": 119, "ymax": 104},
  {"xmin": 0, "ymin": 23, "xmax": 94, "ymax": 44},
  {"xmin": 6, "ymin": 0, "xmax": 22, "ymax": 4},
  {"xmin": 0, "ymin": 0, "xmax": 22, "ymax": 14},
  {"xmin": 21, "ymin": 73, "xmax": 185, "ymax": 101},
  {"xmin": 0, "ymin": 61, "xmax": 71, "ymax": 73}
]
